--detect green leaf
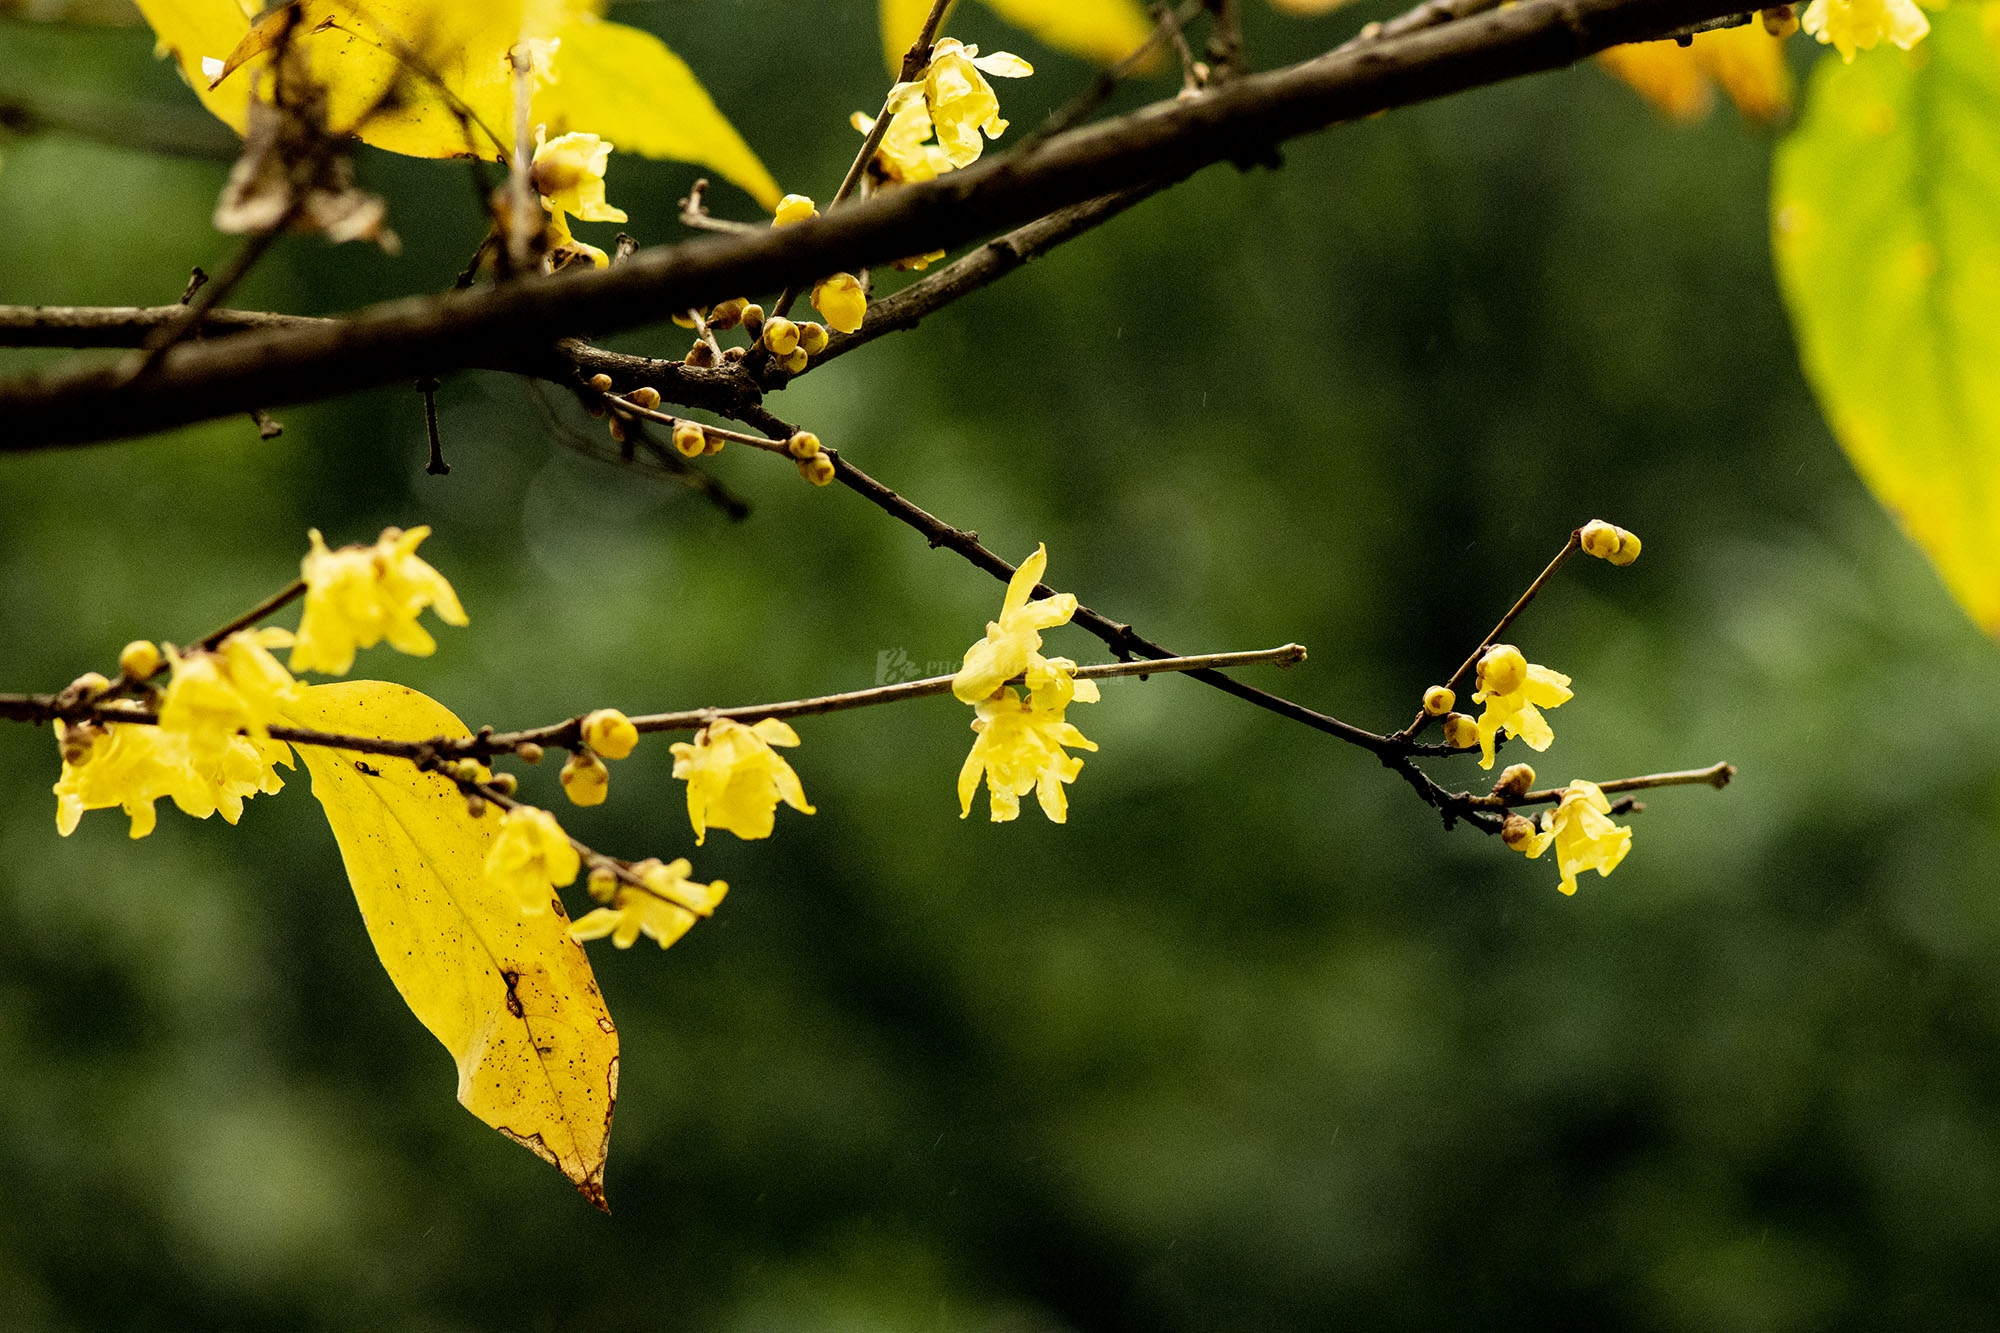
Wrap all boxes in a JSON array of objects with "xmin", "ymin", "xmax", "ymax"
[
  {"xmin": 285, "ymin": 681, "xmax": 619, "ymax": 1209},
  {"xmin": 1773, "ymin": 10, "xmax": 2000, "ymax": 635}
]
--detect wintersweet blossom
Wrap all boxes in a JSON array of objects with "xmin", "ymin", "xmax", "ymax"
[
  {"xmin": 53, "ymin": 718, "xmax": 291, "ymax": 839},
  {"xmin": 811, "ymin": 273, "xmax": 867, "ymax": 334},
  {"xmin": 952, "ymin": 544, "xmax": 1079, "ymax": 704},
  {"xmin": 485, "ymin": 805, "xmax": 581, "ymax": 915},
  {"xmin": 532, "ymin": 129, "xmax": 628, "ymax": 228},
  {"xmin": 291, "ymin": 526, "xmax": 468, "ymax": 676},
  {"xmin": 669, "ymin": 717, "xmax": 815, "ymax": 844},
  {"xmin": 889, "ymin": 39, "xmax": 1033, "ymax": 169},
  {"xmin": 958, "ymin": 686, "xmax": 1098, "ymax": 823},
  {"xmin": 1470, "ymin": 643, "xmax": 1573, "ymax": 771},
  {"xmin": 581, "ymin": 708, "xmax": 639, "ymax": 760},
  {"xmin": 1510, "ymin": 780, "xmax": 1633, "ymax": 895},
  {"xmin": 1801, "ymin": 0, "xmax": 1929, "ymax": 61},
  {"xmin": 569, "ymin": 858, "xmax": 728, "ymax": 950},
  {"xmin": 851, "ymin": 100, "xmax": 952, "ymax": 184},
  {"xmin": 159, "ymin": 629, "xmax": 301, "ymax": 761}
]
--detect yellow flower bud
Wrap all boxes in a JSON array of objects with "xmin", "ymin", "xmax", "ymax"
[
  {"xmin": 1492, "ymin": 763, "xmax": 1536, "ymax": 798},
  {"xmin": 587, "ymin": 862, "xmax": 620, "ymax": 902},
  {"xmin": 1762, "ymin": 4, "xmax": 1798, "ymax": 36},
  {"xmin": 798, "ymin": 455, "xmax": 836, "ymax": 486},
  {"xmin": 607, "ymin": 415, "xmax": 627, "ymax": 443},
  {"xmin": 1423, "ymin": 685, "xmax": 1455, "ymax": 716},
  {"xmin": 781, "ymin": 347, "xmax": 809, "ymax": 374},
  {"xmin": 685, "ymin": 341, "xmax": 718, "ymax": 368},
  {"xmin": 723, "ymin": 346, "xmax": 748, "ymax": 363},
  {"xmin": 1477, "ymin": 644, "xmax": 1527, "ymax": 697},
  {"xmin": 709, "ymin": 298, "xmax": 748, "ymax": 331},
  {"xmin": 118, "ymin": 640, "xmax": 162, "ymax": 680},
  {"xmin": 630, "ymin": 386, "xmax": 661, "ymax": 409},
  {"xmin": 673, "ymin": 422, "xmax": 707, "ymax": 458},
  {"xmin": 787, "ymin": 430, "xmax": 822, "ymax": 459},
  {"xmin": 1501, "ymin": 812, "xmax": 1540, "ymax": 850},
  {"xmin": 704, "ymin": 435, "xmax": 726, "ymax": 456},
  {"xmin": 741, "ymin": 304, "xmax": 765, "ymax": 337},
  {"xmin": 488, "ymin": 772, "xmax": 520, "ymax": 797},
  {"xmin": 517, "ymin": 742, "xmax": 545, "ymax": 765},
  {"xmin": 762, "ymin": 317, "xmax": 800, "ymax": 356},
  {"xmin": 772, "ymin": 193, "xmax": 819, "ymax": 226},
  {"xmin": 1442, "ymin": 712, "xmax": 1479, "ymax": 749},
  {"xmin": 588, "ymin": 373, "xmax": 613, "ymax": 392},
  {"xmin": 798, "ymin": 322, "xmax": 830, "ymax": 356},
  {"xmin": 465, "ymin": 792, "xmax": 488, "ymax": 820},
  {"xmin": 582, "ymin": 708, "xmax": 639, "ymax": 760},
  {"xmin": 810, "ymin": 273, "xmax": 867, "ymax": 334},
  {"xmin": 1607, "ymin": 530, "xmax": 1642, "ymax": 567},
  {"xmin": 560, "ymin": 751, "xmax": 610, "ymax": 807},
  {"xmin": 1579, "ymin": 520, "xmax": 1622, "ymax": 559},
  {"xmin": 68, "ymin": 670, "xmax": 112, "ymax": 699}
]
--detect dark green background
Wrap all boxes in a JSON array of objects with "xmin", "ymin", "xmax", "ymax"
[{"xmin": 5, "ymin": 4, "xmax": 1998, "ymax": 1328}]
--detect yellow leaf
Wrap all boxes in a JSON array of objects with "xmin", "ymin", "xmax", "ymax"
[
  {"xmin": 880, "ymin": 0, "xmax": 1154, "ymax": 70},
  {"xmin": 533, "ymin": 11, "xmax": 782, "ymax": 210},
  {"xmin": 285, "ymin": 680, "xmax": 618, "ymax": 1209},
  {"xmin": 133, "ymin": 0, "xmax": 777, "ymax": 204}
]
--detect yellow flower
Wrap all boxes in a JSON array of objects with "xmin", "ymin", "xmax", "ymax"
[
  {"xmin": 543, "ymin": 213, "xmax": 610, "ymax": 270},
  {"xmin": 903, "ymin": 38, "xmax": 1033, "ymax": 169},
  {"xmin": 291, "ymin": 526, "xmax": 469, "ymax": 676},
  {"xmin": 531, "ymin": 129, "xmax": 629, "ymax": 227},
  {"xmin": 811, "ymin": 273, "xmax": 867, "ymax": 335},
  {"xmin": 581, "ymin": 708, "xmax": 639, "ymax": 760},
  {"xmin": 958, "ymin": 685, "xmax": 1098, "ymax": 823},
  {"xmin": 53, "ymin": 718, "xmax": 290, "ymax": 840},
  {"xmin": 952, "ymin": 544, "xmax": 1079, "ymax": 703},
  {"xmin": 669, "ymin": 717, "xmax": 815, "ymax": 844},
  {"xmin": 484, "ymin": 804, "xmax": 581, "ymax": 916},
  {"xmin": 1598, "ymin": 26, "xmax": 1792, "ymax": 124},
  {"xmin": 159, "ymin": 629, "xmax": 301, "ymax": 762},
  {"xmin": 1511, "ymin": 779, "xmax": 1633, "ymax": 895},
  {"xmin": 1470, "ymin": 644, "xmax": 1573, "ymax": 771},
  {"xmin": 851, "ymin": 100, "xmax": 954, "ymax": 184},
  {"xmin": 569, "ymin": 858, "xmax": 728, "ymax": 950},
  {"xmin": 772, "ymin": 193, "xmax": 820, "ymax": 225},
  {"xmin": 1800, "ymin": 0, "xmax": 1929, "ymax": 60}
]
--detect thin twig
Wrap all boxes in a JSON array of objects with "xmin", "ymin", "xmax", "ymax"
[
  {"xmin": 1016, "ymin": 0, "xmax": 1204, "ymax": 158},
  {"xmin": 196, "ymin": 579, "xmax": 308, "ymax": 654},
  {"xmin": 420, "ymin": 377, "xmax": 448, "ymax": 474},
  {"xmin": 1505, "ymin": 762, "xmax": 1736, "ymax": 807}
]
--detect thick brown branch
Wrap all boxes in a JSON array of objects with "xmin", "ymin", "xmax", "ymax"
[{"xmin": 0, "ymin": 0, "xmax": 1763, "ymax": 447}]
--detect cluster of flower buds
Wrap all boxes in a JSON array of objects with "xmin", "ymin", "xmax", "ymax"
[
  {"xmin": 560, "ymin": 708, "xmax": 640, "ymax": 808},
  {"xmin": 1579, "ymin": 519, "xmax": 1641, "ymax": 566}
]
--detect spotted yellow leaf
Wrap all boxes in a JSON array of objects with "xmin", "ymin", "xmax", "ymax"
[{"xmin": 286, "ymin": 680, "xmax": 618, "ymax": 1208}]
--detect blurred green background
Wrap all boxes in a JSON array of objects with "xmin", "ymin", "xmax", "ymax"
[{"xmin": 6, "ymin": 3, "xmax": 2000, "ymax": 1328}]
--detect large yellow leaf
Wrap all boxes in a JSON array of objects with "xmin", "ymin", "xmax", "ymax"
[
  {"xmin": 1773, "ymin": 10, "xmax": 2000, "ymax": 635},
  {"xmin": 132, "ymin": 0, "xmax": 779, "ymax": 205},
  {"xmin": 533, "ymin": 11, "xmax": 782, "ymax": 210},
  {"xmin": 286, "ymin": 680, "xmax": 618, "ymax": 1208},
  {"xmin": 880, "ymin": 0, "xmax": 1153, "ymax": 70}
]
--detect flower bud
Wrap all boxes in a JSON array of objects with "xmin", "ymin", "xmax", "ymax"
[
  {"xmin": 588, "ymin": 373, "xmax": 613, "ymax": 393},
  {"xmin": 560, "ymin": 751, "xmax": 610, "ymax": 807},
  {"xmin": 587, "ymin": 862, "xmax": 620, "ymax": 902},
  {"xmin": 723, "ymin": 346, "xmax": 747, "ymax": 363},
  {"xmin": 787, "ymin": 430, "xmax": 822, "ymax": 460},
  {"xmin": 1501, "ymin": 813, "xmax": 1539, "ymax": 850},
  {"xmin": 465, "ymin": 793, "xmax": 488, "ymax": 820},
  {"xmin": 798, "ymin": 322, "xmax": 830, "ymax": 356},
  {"xmin": 1579, "ymin": 520, "xmax": 1622, "ymax": 560},
  {"xmin": 1422, "ymin": 685, "xmax": 1455, "ymax": 716},
  {"xmin": 709, "ymin": 297, "xmax": 748, "ymax": 331},
  {"xmin": 488, "ymin": 772, "xmax": 519, "ymax": 797},
  {"xmin": 607, "ymin": 414, "xmax": 627, "ymax": 443},
  {"xmin": 1441, "ymin": 712, "xmax": 1479, "ymax": 749},
  {"xmin": 741, "ymin": 304, "xmax": 765, "ymax": 337},
  {"xmin": 781, "ymin": 347, "xmax": 809, "ymax": 374},
  {"xmin": 772, "ymin": 193, "xmax": 818, "ymax": 226},
  {"xmin": 1761, "ymin": 4, "xmax": 1798, "ymax": 36},
  {"xmin": 685, "ymin": 341, "xmax": 718, "ymax": 368},
  {"xmin": 762, "ymin": 317, "xmax": 800, "ymax": 357},
  {"xmin": 1607, "ymin": 529, "xmax": 1642, "ymax": 567},
  {"xmin": 673, "ymin": 422, "xmax": 707, "ymax": 458},
  {"xmin": 516, "ymin": 742, "xmax": 545, "ymax": 765},
  {"xmin": 798, "ymin": 455, "xmax": 836, "ymax": 486},
  {"xmin": 630, "ymin": 386, "xmax": 661, "ymax": 409},
  {"xmin": 704, "ymin": 435, "xmax": 726, "ymax": 456},
  {"xmin": 582, "ymin": 708, "xmax": 639, "ymax": 760},
  {"xmin": 1492, "ymin": 763, "xmax": 1536, "ymax": 798},
  {"xmin": 118, "ymin": 640, "xmax": 161, "ymax": 680},
  {"xmin": 1477, "ymin": 644, "xmax": 1527, "ymax": 696},
  {"xmin": 68, "ymin": 670, "xmax": 113, "ymax": 699}
]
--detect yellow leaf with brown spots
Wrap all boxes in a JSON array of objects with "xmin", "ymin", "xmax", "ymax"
[{"xmin": 286, "ymin": 680, "xmax": 618, "ymax": 1209}]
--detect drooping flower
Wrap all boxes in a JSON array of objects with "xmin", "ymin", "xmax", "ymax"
[
  {"xmin": 811, "ymin": 273, "xmax": 868, "ymax": 334},
  {"xmin": 851, "ymin": 98, "xmax": 953, "ymax": 184},
  {"xmin": 958, "ymin": 685, "xmax": 1098, "ymax": 823},
  {"xmin": 1509, "ymin": 780, "xmax": 1633, "ymax": 895},
  {"xmin": 1470, "ymin": 643, "xmax": 1573, "ymax": 771},
  {"xmin": 893, "ymin": 38, "xmax": 1033, "ymax": 170},
  {"xmin": 484, "ymin": 804, "xmax": 581, "ymax": 915},
  {"xmin": 532, "ymin": 128, "xmax": 628, "ymax": 227},
  {"xmin": 669, "ymin": 718, "xmax": 815, "ymax": 844},
  {"xmin": 158, "ymin": 628, "xmax": 302, "ymax": 762},
  {"xmin": 569, "ymin": 858, "xmax": 728, "ymax": 950},
  {"xmin": 291, "ymin": 526, "xmax": 468, "ymax": 676},
  {"xmin": 1800, "ymin": 0, "xmax": 1929, "ymax": 61},
  {"xmin": 952, "ymin": 544, "xmax": 1079, "ymax": 704},
  {"xmin": 53, "ymin": 717, "xmax": 290, "ymax": 840}
]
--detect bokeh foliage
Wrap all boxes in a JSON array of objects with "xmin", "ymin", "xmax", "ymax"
[{"xmin": 5, "ymin": 4, "xmax": 2000, "ymax": 1328}]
